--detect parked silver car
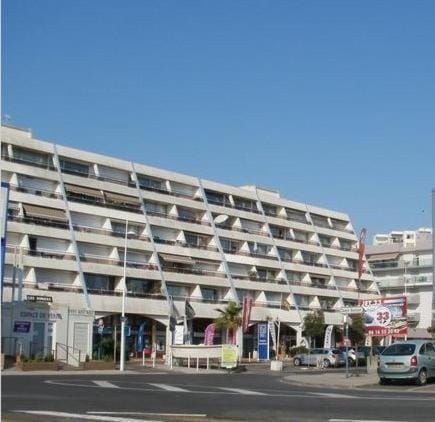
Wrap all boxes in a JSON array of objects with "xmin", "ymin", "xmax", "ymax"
[
  {"xmin": 378, "ymin": 340, "xmax": 435, "ymax": 385},
  {"xmin": 293, "ymin": 348, "xmax": 345, "ymax": 368}
]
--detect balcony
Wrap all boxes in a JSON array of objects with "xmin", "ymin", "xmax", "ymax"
[
  {"xmin": 2, "ymin": 153, "xmax": 56, "ymax": 171},
  {"xmin": 146, "ymin": 209, "xmax": 210, "ymax": 227},
  {"xmin": 9, "ymin": 184, "xmax": 63, "ymax": 200},
  {"xmin": 161, "ymin": 264, "xmax": 226, "ymax": 278},
  {"xmin": 8, "ymin": 214, "xmax": 70, "ymax": 230},
  {"xmin": 80, "ymin": 253, "xmax": 157, "ymax": 270},
  {"xmin": 5, "ymin": 245, "xmax": 76, "ymax": 261},
  {"xmin": 138, "ymin": 180, "xmax": 201, "ymax": 201},
  {"xmin": 153, "ymin": 237, "xmax": 218, "ymax": 252}
]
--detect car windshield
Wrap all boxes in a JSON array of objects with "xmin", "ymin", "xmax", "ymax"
[{"xmin": 382, "ymin": 344, "xmax": 416, "ymax": 356}]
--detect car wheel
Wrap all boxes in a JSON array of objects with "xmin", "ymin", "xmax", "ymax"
[
  {"xmin": 379, "ymin": 378, "xmax": 390, "ymax": 385},
  {"xmin": 322, "ymin": 359, "xmax": 330, "ymax": 368},
  {"xmin": 416, "ymin": 369, "xmax": 428, "ymax": 386},
  {"xmin": 293, "ymin": 358, "xmax": 301, "ymax": 367}
]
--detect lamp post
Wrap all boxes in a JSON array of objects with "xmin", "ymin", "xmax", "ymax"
[{"xmin": 120, "ymin": 219, "xmax": 135, "ymax": 372}]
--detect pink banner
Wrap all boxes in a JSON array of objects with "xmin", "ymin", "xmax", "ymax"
[{"xmin": 204, "ymin": 323, "xmax": 216, "ymax": 345}]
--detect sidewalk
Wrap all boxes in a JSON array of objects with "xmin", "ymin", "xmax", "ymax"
[{"xmin": 283, "ymin": 370, "xmax": 379, "ymax": 388}]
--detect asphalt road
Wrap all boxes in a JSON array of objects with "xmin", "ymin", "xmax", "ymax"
[{"xmin": 3, "ymin": 371, "xmax": 435, "ymax": 422}]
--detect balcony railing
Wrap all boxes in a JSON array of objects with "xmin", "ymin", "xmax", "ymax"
[
  {"xmin": 146, "ymin": 209, "xmax": 210, "ymax": 226},
  {"xmin": 153, "ymin": 237, "xmax": 218, "ymax": 252},
  {"xmin": 5, "ymin": 245, "xmax": 76, "ymax": 261},
  {"xmin": 66, "ymin": 193, "xmax": 142, "ymax": 214},
  {"xmin": 8, "ymin": 214, "xmax": 70, "ymax": 230},
  {"xmin": 9, "ymin": 184, "xmax": 63, "ymax": 200},
  {"xmin": 80, "ymin": 253, "xmax": 157, "ymax": 270},
  {"xmin": 2, "ymin": 153, "xmax": 56, "ymax": 171},
  {"xmin": 74, "ymin": 224, "xmax": 150, "ymax": 242},
  {"xmin": 139, "ymin": 183, "xmax": 200, "ymax": 201},
  {"xmin": 161, "ymin": 265, "xmax": 226, "ymax": 278}
]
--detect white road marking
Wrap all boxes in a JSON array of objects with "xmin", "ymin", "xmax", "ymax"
[
  {"xmin": 15, "ymin": 411, "xmax": 162, "ymax": 422},
  {"xmin": 312, "ymin": 392, "xmax": 356, "ymax": 399},
  {"xmin": 329, "ymin": 419, "xmax": 408, "ymax": 422},
  {"xmin": 219, "ymin": 387, "xmax": 266, "ymax": 395},
  {"xmin": 148, "ymin": 383, "xmax": 190, "ymax": 392},
  {"xmin": 88, "ymin": 412, "xmax": 207, "ymax": 417},
  {"xmin": 92, "ymin": 380, "xmax": 120, "ymax": 389}
]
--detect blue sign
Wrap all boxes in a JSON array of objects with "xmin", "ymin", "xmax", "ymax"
[
  {"xmin": 14, "ymin": 321, "xmax": 31, "ymax": 333},
  {"xmin": 124, "ymin": 325, "xmax": 131, "ymax": 337},
  {"xmin": 257, "ymin": 322, "xmax": 269, "ymax": 360},
  {"xmin": 136, "ymin": 322, "xmax": 146, "ymax": 351}
]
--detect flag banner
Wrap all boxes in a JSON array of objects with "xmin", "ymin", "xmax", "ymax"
[
  {"xmin": 204, "ymin": 323, "xmax": 216, "ymax": 345},
  {"xmin": 268, "ymin": 320, "xmax": 277, "ymax": 351},
  {"xmin": 136, "ymin": 322, "xmax": 146, "ymax": 351},
  {"xmin": 174, "ymin": 325, "xmax": 184, "ymax": 345},
  {"xmin": 323, "ymin": 325, "xmax": 334, "ymax": 349},
  {"xmin": 242, "ymin": 297, "xmax": 253, "ymax": 332},
  {"xmin": 357, "ymin": 228, "xmax": 367, "ymax": 280},
  {"xmin": 185, "ymin": 299, "xmax": 195, "ymax": 320}
]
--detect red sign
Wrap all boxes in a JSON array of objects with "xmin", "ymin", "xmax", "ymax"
[
  {"xmin": 360, "ymin": 297, "xmax": 408, "ymax": 337},
  {"xmin": 242, "ymin": 297, "xmax": 253, "ymax": 333}
]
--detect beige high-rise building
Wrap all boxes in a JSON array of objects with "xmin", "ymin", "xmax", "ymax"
[{"xmin": 1, "ymin": 125, "xmax": 378, "ymax": 358}]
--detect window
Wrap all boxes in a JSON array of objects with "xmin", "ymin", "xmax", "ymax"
[
  {"xmin": 202, "ymin": 287, "xmax": 217, "ymax": 301},
  {"xmin": 144, "ymin": 201, "xmax": 166, "ymax": 215},
  {"xmin": 221, "ymin": 238, "xmax": 239, "ymax": 253},
  {"xmin": 126, "ymin": 278, "xmax": 155, "ymax": 294},
  {"xmin": 85, "ymin": 274, "xmax": 114, "ymax": 291},
  {"xmin": 205, "ymin": 190, "xmax": 226, "ymax": 205},
  {"xmin": 166, "ymin": 284, "xmax": 188, "ymax": 298},
  {"xmin": 138, "ymin": 175, "xmax": 165, "ymax": 191},
  {"xmin": 383, "ymin": 344, "xmax": 416, "ymax": 356},
  {"xmin": 15, "ymin": 147, "xmax": 51, "ymax": 167},
  {"xmin": 421, "ymin": 343, "xmax": 435, "ymax": 356},
  {"xmin": 60, "ymin": 158, "xmax": 89, "ymax": 176},
  {"xmin": 178, "ymin": 207, "xmax": 197, "ymax": 222}
]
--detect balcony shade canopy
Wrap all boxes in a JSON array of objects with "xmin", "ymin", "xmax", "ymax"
[
  {"xmin": 23, "ymin": 204, "xmax": 67, "ymax": 221},
  {"xmin": 64, "ymin": 183, "xmax": 104, "ymax": 200},
  {"xmin": 104, "ymin": 191, "xmax": 140, "ymax": 205},
  {"xmin": 368, "ymin": 253, "xmax": 399, "ymax": 262},
  {"xmin": 159, "ymin": 253, "xmax": 195, "ymax": 265}
]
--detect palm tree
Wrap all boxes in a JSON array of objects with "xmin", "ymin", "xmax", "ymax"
[{"xmin": 215, "ymin": 302, "xmax": 242, "ymax": 344}]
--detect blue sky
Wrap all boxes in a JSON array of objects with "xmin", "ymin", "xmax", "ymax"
[{"xmin": 2, "ymin": 0, "xmax": 435, "ymax": 241}]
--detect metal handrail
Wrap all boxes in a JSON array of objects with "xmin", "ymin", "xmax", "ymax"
[{"xmin": 55, "ymin": 342, "xmax": 82, "ymax": 366}]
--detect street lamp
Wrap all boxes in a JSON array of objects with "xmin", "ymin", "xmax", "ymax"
[{"xmin": 120, "ymin": 219, "xmax": 136, "ymax": 372}]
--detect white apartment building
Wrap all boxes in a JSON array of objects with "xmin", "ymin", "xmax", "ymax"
[
  {"xmin": 373, "ymin": 228, "xmax": 432, "ymax": 248},
  {"xmin": 366, "ymin": 230, "xmax": 433, "ymax": 339},
  {"xmin": 1, "ymin": 125, "xmax": 378, "ymax": 359}
]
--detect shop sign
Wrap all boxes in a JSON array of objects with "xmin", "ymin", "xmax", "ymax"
[
  {"xmin": 258, "ymin": 322, "xmax": 269, "ymax": 360},
  {"xmin": 13, "ymin": 321, "xmax": 31, "ymax": 333},
  {"xmin": 26, "ymin": 295, "xmax": 53, "ymax": 303}
]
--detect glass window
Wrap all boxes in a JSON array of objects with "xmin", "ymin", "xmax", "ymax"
[
  {"xmin": 202, "ymin": 287, "xmax": 217, "ymax": 301},
  {"xmin": 383, "ymin": 344, "xmax": 416, "ymax": 356},
  {"xmin": 85, "ymin": 274, "xmax": 114, "ymax": 290},
  {"xmin": 60, "ymin": 158, "xmax": 89, "ymax": 176}
]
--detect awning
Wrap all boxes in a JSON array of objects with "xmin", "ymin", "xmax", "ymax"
[
  {"xmin": 65, "ymin": 183, "xmax": 104, "ymax": 200},
  {"xmin": 367, "ymin": 253, "xmax": 399, "ymax": 262},
  {"xmin": 104, "ymin": 191, "xmax": 140, "ymax": 205},
  {"xmin": 159, "ymin": 253, "xmax": 195, "ymax": 265},
  {"xmin": 23, "ymin": 204, "xmax": 67, "ymax": 221}
]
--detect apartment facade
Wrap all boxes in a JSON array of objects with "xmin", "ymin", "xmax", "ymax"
[
  {"xmin": 366, "ymin": 229, "xmax": 433, "ymax": 338},
  {"xmin": 1, "ymin": 125, "xmax": 378, "ymax": 359}
]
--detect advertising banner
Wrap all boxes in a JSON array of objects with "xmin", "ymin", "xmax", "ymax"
[
  {"xmin": 268, "ymin": 320, "xmax": 277, "ymax": 351},
  {"xmin": 323, "ymin": 325, "xmax": 334, "ymax": 348},
  {"xmin": 258, "ymin": 322, "xmax": 269, "ymax": 360},
  {"xmin": 360, "ymin": 297, "xmax": 407, "ymax": 337},
  {"xmin": 204, "ymin": 323, "xmax": 216, "ymax": 345},
  {"xmin": 221, "ymin": 344, "xmax": 238, "ymax": 369},
  {"xmin": 242, "ymin": 297, "xmax": 253, "ymax": 332},
  {"xmin": 174, "ymin": 325, "xmax": 184, "ymax": 345}
]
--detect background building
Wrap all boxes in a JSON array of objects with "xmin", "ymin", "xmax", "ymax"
[
  {"xmin": 1, "ymin": 125, "xmax": 378, "ymax": 359},
  {"xmin": 366, "ymin": 228, "xmax": 433, "ymax": 339}
]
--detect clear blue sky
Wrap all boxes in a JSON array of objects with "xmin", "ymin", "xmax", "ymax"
[{"xmin": 2, "ymin": 0, "xmax": 435, "ymax": 241}]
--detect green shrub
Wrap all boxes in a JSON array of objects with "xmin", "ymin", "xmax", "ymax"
[
  {"xmin": 289, "ymin": 346, "xmax": 309, "ymax": 357},
  {"xmin": 35, "ymin": 353, "xmax": 45, "ymax": 362},
  {"xmin": 44, "ymin": 353, "xmax": 54, "ymax": 362},
  {"xmin": 85, "ymin": 354, "xmax": 90, "ymax": 363},
  {"xmin": 20, "ymin": 354, "xmax": 28, "ymax": 363}
]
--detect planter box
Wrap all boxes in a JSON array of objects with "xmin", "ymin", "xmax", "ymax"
[
  {"xmin": 17, "ymin": 361, "xmax": 61, "ymax": 371},
  {"xmin": 82, "ymin": 361, "xmax": 115, "ymax": 370},
  {"xmin": 270, "ymin": 360, "xmax": 283, "ymax": 371}
]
